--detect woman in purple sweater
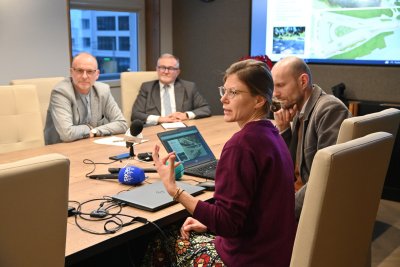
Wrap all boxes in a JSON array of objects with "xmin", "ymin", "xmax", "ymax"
[{"xmin": 153, "ymin": 59, "xmax": 296, "ymax": 266}]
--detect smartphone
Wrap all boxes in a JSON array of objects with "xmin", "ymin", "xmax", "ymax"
[{"xmin": 109, "ymin": 152, "xmax": 130, "ymax": 160}]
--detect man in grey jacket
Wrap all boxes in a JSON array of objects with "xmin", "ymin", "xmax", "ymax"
[
  {"xmin": 272, "ymin": 56, "xmax": 351, "ymax": 220},
  {"xmin": 44, "ymin": 52, "xmax": 128, "ymax": 145},
  {"xmin": 131, "ymin": 53, "xmax": 211, "ymax": 125}
]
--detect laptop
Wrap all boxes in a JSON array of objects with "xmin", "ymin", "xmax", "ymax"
[
  {"xmin": 157, "ymin": 126, "xmax": 218, "ymax": 179},
  {"xmin": 111, "ymin": 181, "xmax": 205, "ymax": 212}
]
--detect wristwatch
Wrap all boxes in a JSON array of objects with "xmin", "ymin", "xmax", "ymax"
[{"xmin": 90, "ymin": 128, "xmax": 98, "ymax": 137}]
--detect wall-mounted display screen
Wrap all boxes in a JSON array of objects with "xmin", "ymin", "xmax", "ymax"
[{"xmin": 251, "ymin": 0, "xmax": 400, "ymax": 66}]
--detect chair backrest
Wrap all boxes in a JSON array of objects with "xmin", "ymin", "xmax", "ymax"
[
  {"xmin": 0, "ymin": 85, "xmax": 45, "ymax": 153},
  {"xmin": 290, "ymin": 132, "xmax": 394, "ymax": 267},
  {"xmin": 10, "ymin": 77, "xmax": 65, "ymax": 127},
  {"xmin": 120, "ymin": 71, "xmax": 158, "ymax": 125},
  {"xmin": 0, "ymin": 153, "xmax": 70, "ymax": 267},
  {"xmin": 336, "ymin": 108, "xmax": 400, "ymax": 144}
]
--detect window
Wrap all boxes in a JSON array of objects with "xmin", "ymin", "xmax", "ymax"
[
  {"xmin": 118, "ymin": 16, "xmax": 129, "ymax": 31},
  {"xmin": 82, "ymin": 18, "xmax": 90, "ymax": 29},
  {"xmin": 69, "ymin": 0, "xmax": 144, "ymax": 80},
  {"xmin": 97, "ymin": 16, "xmax": 116, "ymax": 31},
  {"xmin": 83, "ymin": 37, "xmax": 90, "ymax": 48},
  {"xmin": 119, "ymin": 36, "xmax": 130, "ymax": 51},
  {"xmin": 98, "ymin": 36, "xmax": 116, "ymax": 50}
]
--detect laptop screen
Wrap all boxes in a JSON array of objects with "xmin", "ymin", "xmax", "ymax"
[{"xmin": 157, "ymin": 126, "xmax": 216, "ymax": 168}]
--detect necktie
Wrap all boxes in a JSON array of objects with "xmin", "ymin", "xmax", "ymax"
[
  {"xmin": 163, "ymin": 84, "xmax": 172, "ymax": 116},
  {"xmin": 86, "ymin": 95, "xmax": 91, "ymax": 123},
  {"xmin": 290, "ymin": 116, "xmax": 304, "ymax": 191}
]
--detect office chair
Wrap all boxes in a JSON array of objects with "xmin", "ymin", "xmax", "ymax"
[
  {"xmin": 10, "ymin": 76, "xmax": 64, "ymax": 127},
  {"xmin": 0, "ymin": 153, "xmax": 70, "ymax": 267},
  {"xmin": 336, "ymin": 107, "xmax": 400, "ymax": 144},
  {"xmin": 290, "ymin": 132, "xmax": 394, "ymax": 267},
  {"xmin": 120, "ymin": 71, "xmax": 158, "ymax": 126},
  {"xmin": 0, "ymin": 85, "xmax": 44, "ymax": 153}
]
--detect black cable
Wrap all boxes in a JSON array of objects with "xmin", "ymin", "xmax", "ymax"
[
  {"xmin": 82, "ymin": 158, "xmax": 119, "ymax": 177},
  {"xmin": 69, "ymin": 197, "xmax": 178, "ymax": 266}
]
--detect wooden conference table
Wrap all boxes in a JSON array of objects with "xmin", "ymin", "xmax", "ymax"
[{"xmin": 0, "ymin": 116, "xmax": 240, "ymax": 265}]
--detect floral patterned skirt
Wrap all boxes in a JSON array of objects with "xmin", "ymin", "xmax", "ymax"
[{"xmin": 141, "ymin": 225, "xmax": 226, "ymax": 267}]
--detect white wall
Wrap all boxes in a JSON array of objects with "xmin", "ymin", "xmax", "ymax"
[{"xmin": 0, "ymin": 0, "xmax": 70, "ymax": 84}]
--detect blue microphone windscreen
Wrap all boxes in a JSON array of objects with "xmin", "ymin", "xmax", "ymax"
[{"xmin": 118, "ymin": 166, "xmax": 145, "ymax": 185}]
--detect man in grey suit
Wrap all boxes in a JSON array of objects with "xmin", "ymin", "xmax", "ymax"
[
  {"xmin": 271, "ymin": 56, "xmax": 351, "ymax": 220},
  {"xmin": 131, "ymin": 53, "xmax": 211, "ymax": 125},
  {"xmin": 44, "ymin": 52, "xmax": 128, "ymax": 145}
]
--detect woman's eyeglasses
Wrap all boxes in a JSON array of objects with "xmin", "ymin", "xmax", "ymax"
[{"xmin": 218, "ymin": 86, "xmax": 248, "ymax": 99}]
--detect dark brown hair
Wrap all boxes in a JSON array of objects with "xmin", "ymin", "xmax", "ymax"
[{"xmin": 224, "ymin": 59, "xmax": 273, "ymax": 112}]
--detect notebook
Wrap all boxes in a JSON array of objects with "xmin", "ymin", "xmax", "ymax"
[
  {"xmin": 157, "ymin": 126, "xmax": 218, "ymax": 179},
  {"xmin": 111, "ymin": 181, "xmax": 205, "ymax": 212}
]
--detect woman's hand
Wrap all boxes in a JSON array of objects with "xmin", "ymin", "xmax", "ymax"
[
  {"xmin": 180, "ymin": 217, "xmax": 207, "ymax": 240},
  {"xmin": 153, "ymin": 144, "xmax": 180, "ymax": 196}
]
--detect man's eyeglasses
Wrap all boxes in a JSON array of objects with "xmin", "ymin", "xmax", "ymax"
[
  {"xmin": 72, "ymin": 68, "xmax": 98, "ymax": 76},
  {"xmin": 157, "ymin": 66, "xmax": 179, "ymax": 72},
  {"xmin": 218, "ymin": 86, "xmax": 248, "ymax": 99}
]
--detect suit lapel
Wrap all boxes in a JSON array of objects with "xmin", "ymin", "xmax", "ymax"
[
  {"xmin": 174, "ymin": 80, "xmax": 184, "ymax": 112},
  {"xmin": 73, "ymin": 89, "xmax": 87, "ymax": 125},
  {"xmin": 152, "ymin": 82, "xmax": 162, "ymax": 115}
]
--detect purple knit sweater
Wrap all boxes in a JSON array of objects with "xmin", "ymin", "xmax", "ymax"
[{"xmin": 194, "ymin": 120, "xmax": 296, "ymax": 266}]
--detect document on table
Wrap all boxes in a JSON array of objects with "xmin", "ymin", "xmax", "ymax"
[
  {"xmin": 94, "ymin": 136, "xmax": 149, "ymax": 147},
  {"xmin": 161, "ymin": 122, "xmax": 187, "ymax": 129}
]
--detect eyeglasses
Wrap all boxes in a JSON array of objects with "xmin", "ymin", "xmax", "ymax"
[
  {"xmin": 218, "ymin": 86, "xmax": 248, "ymax": 99},
  {"xmin": 72, "ymin": 68, "xmax": 98, "ymax": 76},
  {"xmin": 157, "ymin": 66, "xmax": 179, "ymax": 72}
]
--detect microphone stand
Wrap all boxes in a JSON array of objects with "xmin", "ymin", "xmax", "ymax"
[{"xmin": 126, "ymin": 141, "xmax": 135, "ymax": 158}]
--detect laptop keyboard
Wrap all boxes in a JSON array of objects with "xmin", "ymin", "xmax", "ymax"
[{"xmin": 186, "ymin": 161, "xmax": 218, "ymax": 179}]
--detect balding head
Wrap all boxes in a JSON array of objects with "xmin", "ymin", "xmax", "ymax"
[
  {"xmin": 70, "ymin": 52, "xmax": 99, "ymax": 94},
  {"xmin": 273, "ymin": 56, "xmax": 313, "ymax": 87}
]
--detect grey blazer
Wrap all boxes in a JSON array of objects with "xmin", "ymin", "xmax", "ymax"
[
  {"xmin": 44, "ymin": 78, "xmax": 128, "ymax": 145},
  {"xmin": 131, "ymin": 78, "xmax": 212, "ymax": 123},
  {"xmin": 281, "ymin": 85, "xmax": 351, "ymax": 220}
]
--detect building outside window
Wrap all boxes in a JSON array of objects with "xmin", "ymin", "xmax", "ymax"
[{"xmin": 70, "ymin": 9, "xmax": 139, "ymax": 80}]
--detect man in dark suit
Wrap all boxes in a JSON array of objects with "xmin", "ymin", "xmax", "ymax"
[{"xmin": 131, "ymin": 53, "xmax": 211, "ymax": 125}]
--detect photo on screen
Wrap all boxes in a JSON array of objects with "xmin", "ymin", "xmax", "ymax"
[{"xmin": 272, "ymin": 26, "xmax": 305, "ymax": 55}]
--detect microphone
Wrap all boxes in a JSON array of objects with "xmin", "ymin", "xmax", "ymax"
[
  {"xmin": 89, "ymin": 166, "xmax": 145, "ymax": 185},
  {"xmin": 165, "ymin": 162, "xmax": 185, "ymax": 180},
  {"xmin": 125, "ymin": 120, "xmax": 144, "ymax": 157},
  {"xmin": 108, "ymin": 167, "xmax": 157, "ymax": 173},
  {"xmin": 125, "ymin": 120, "xmax": 144, "ymax": 143}
]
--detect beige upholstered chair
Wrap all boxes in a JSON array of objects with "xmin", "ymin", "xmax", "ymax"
[
  {"xmin": 120, "ymin": 71, "xmax": 158, "ymax": 125},
  {"xmin": 10, "ymin": 77, "xmax": 64, "ymax": 127},
  {"xmin": 336, "ymin": 108, "xmax": 400, "ymax": 144},
  {"xmin": 0, "ymin": 85, "xmax": 44, "ymax": 153},
  {"xmin": 290, "ymin": 132, "xmax": 394, "ymax": 267},
  {"xmin": 0, "ymin": 153, "xmax": 70, "ymax": 267}
]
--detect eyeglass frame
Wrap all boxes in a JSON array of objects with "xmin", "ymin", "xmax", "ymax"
[
  {"xmin": 157, "ymin": 65, "xmax": 179, "ymax": 72},
  {"xmin": 71, "ymin": 68, "xmax": 98, "ymax": 76},
  {"xmin": 218, "ymin": 86, "xmax": 249, "ymax": 99}
]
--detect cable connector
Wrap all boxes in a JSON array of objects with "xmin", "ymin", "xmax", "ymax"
[
  {"xmin": 90, "ymin": 209, "xmax": 108, "ymax": 218},
  {"xmin": 68, "ymin": 206, "xmax": 77, "ymax": 217}
]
